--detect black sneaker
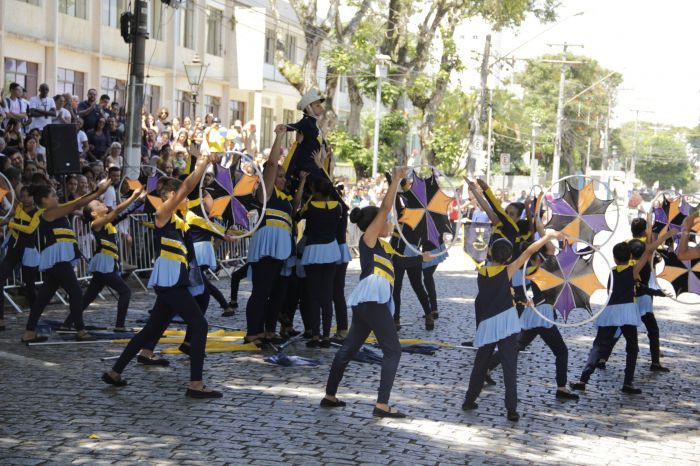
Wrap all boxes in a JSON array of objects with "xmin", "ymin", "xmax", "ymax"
[
  {"xmin": 320, "ymin": 397, "xmax": 346, "ymax": 408},
  {"xmin": 306, "ymin": 339, "xmax": 320, "ymax": 348},
  {"xmin": 484, "ymin": 374, "xmax": 496, "ymax": 386},
  {"xmin": 222, "ymin": 306, "xmax": 236, "ymax": 317},
  {"xmin": 137, "ymin": 354, "xmax": 170, "ymax": 366},
  {"xmin": 650, "ymin": 364, "xmax": 670, "ymax": 372},
  {"xmin": 286, "ymin": 328, "xmax": 301, "ymax": 337},
  {"xmin": 507, "ymin": 411, "xmax": 520, "ymax": 422},
  {"xmin": 185, "ymin": 387, "xmax": 223, "ymax": 399},
  {"xmin": 555, "ymin": 390, "xmax": 580, "ymax": 400},
  {"xmin": 372, "ymin": 407, "xmax": 407, "ymax": 418},
  {"xmin": 425, "ymin": 314, "xmax": 434, "ymax": 331},
  {"xmin": 462, "ymin": 400, "xmax": 478, "ymax": 411},
  {"xmin": 432, "ymin": 311, "xmax": 439, "ymax": 320},
  {"xmin": 319, "ymin": 338, "xmax": 331, "ymax": 348},
  {"xmin": 101, "ymin": 372, "xmax": 127, "ymax": 387},
  {"xmin": 570, "ymin": 382, "xmax": 586, "ymax": 391},
  {"xmin": 621, "ymin": 385, "xmax": 642, "ymax": 394},
  {"xmin": 461, "ymin": 341, "xmax": 473, "ymax": 347}
]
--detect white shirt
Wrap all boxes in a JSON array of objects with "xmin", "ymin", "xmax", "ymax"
[
  {"xmin": 28, "ymin": 96, "xmax": 56, "ymax": 131},
  {"xmin": 77, "ymin": 130, "xmax": 88, "ymax": 154},
  {"xmin": 102, "ymin": 185, "xmax": 117, "ymax": 208},
  {"xmin": 2, "ymin": 97, "xmax": 29, "ymax": 133},
  {"xmin": 53, "ymin": 108, "xmax": 71, "ymax": 124}
]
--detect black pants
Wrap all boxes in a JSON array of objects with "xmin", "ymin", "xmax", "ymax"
[
  {"xmin": 332, "ymin": 261, "xmax": 349, "ymax": 331},
  {"xmin": 26, "ymin": 262, "xmax": 84, "ymax": 332},
  {"xmin": 422, "ymin": 265, "xmax": 438, "ymax": 312},
  {"xmin": 246, "ymin": 258, "xmax": 283, "ymax": 337},
  {"xmin": 465, "ymin": 333, "xmax": 518, "ymax": 412},
  {"xmin": 489, "ymin": 326, "xmax": 569, "ymax": 387},
  {"xmin": 0, "ymin": 246, "xmax": 37, "ymax": 319},
  {"xmin": 280, "ymin": 273, "xmax": 300, "ymax": 328},
  {"xmin": 326, "ymin": 301, "xmax": 402, "ymax": 404},
  {"xmin": 580, "ymin": 325, "xmax": 638, "ymax": 386},
  {"xmin": 392, "ymin": 261, "xmax": 431, "ymax": 322},
  {"xmin": 229, "ymin": 263, "xmax": 248, "ymax": 304},
  {"xmin": 305, "ymin": 263, "xmax": 336, "ymax": 338},
  {"xmin": 68, "ymin": 271, "xmax": 131, "ymax": 328},
  {"xmin": 266, "ymin": 273, "xmax": 289, "ymax": 333},
  {"xmin": 113, "ymin": 286, "xmax": 208, "ymax": 381},
  {"xmin": 601, "ymin": 313, "xmax": 660, "ymax": 365},
  {"xmin": 202, "ymin": 268, "xmax": 227, "ymax": 309}
]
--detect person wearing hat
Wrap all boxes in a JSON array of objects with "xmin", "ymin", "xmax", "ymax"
[{"xmin": 283, "ymin": 89, "xmax": 331, "ymax": 191}]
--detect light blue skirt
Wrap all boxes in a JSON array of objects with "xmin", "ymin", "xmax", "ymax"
[
  {"xmin": 247, "ymin": 226, "xmax": 292, "ymax": 263},
  {"xmin": 194, "ymin": 241, "xmax": 217, "ymax": 269},
  {"xmin": 336, "ymin": 242, "xmax": 352, "ymax": 264},
  {"xmin": 347, "ymin": 275, "xmax": 394, "ymax": 313},
  {"xmin": 596, "ymin": 302, "xmax": 641, "ymax": 327},
  {"xmin": 422, "ymin": 244, "xmax": 448, "ymax": 269},
  {"xmin": 22, "ymin": 247, "xmax": 40, "ymax": 268},
  {"xmin": 474, "ymin": 307, "xmax": 521, "ymax": 348},
  {"xmin": 636, "ymin": 294, "xmax": 653, "ymax": 316},
  {"xmin": 39, "ymin": 243, "xmax": 78, "ymax": 271},
  {"xmin": 301, "ymin": 240, "xmax": 341, "ymax": 265},
  {"xmin": 520, "ymin": 303, "xmax": 555, "ymax": 330},
  {"xmin": 511, "ymin": 269, "xmax": 524, "ymax": 287},
  {"xmin": 148, "ymin": 257, "xmax": 185, "ymax": 288},
  {"xmin": 88, "ymin": 253, "xmax": 116, "ymax": 274}
]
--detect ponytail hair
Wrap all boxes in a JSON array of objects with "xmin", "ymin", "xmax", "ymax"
[
  {"xmin": 27, "ymin": 184, "xmax": 52, "ymax": 207},
  {"xmin": 350, "ymin": 206, "xmax": 379, "ymax": 232}
]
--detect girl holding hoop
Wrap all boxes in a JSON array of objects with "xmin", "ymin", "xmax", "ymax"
[
  {"xmin": 570, "ymin": 229, "xmax": 673, "ymax": 395},
  {"xmin": 321, "ymin": 167, "xmax": 433, "ymax": 418},
  {"xmin": 102, "ymin": 151, "xmax": 222, "ymax": 398},
  {"xmin": 462, "ymin": 230, "xmax": 563, "ymax": 422},
  {"xmin": 22, "ymin": 179, "xmax": 112, "ymax": 343}
]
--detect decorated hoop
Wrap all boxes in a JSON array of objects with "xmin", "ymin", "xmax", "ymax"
[
  {"xmin": 117, "ymin": 164, "xmax": 167, "ymax": 203},
  {"xmin": 539, "ymin": 175, "xmax": 621, "ymax": 249},
  {"xmin": 197, "ymin": 150, "xmax": 267, "ymax": 240},
  {"xmin": 521, "ymin": 235, "xmax": 613, "ymax": 328},
  {"xmin": 391, "ymin": 165, "xmax": 463, "ymax": 258},
  {"xmin": 0, "ymin": 171, "xmax": 15, "ymax": 221}
]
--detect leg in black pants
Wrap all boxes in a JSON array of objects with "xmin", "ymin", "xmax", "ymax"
[
  {"xmin": 202, "ymin": 271, "xmax": 228, "ymax": 310},
  {"xmin": 392, "ymin": 263, "xmax": 406, "ymax": 323},
  {"xmin": 20, "ymin": 265, "xmax": 37, "ymax": 310},
  {"xmin": 112, "ymin": 286, "xmax": 208, "ymax": 381},
  {"xmin": 279, "ymin": 274, "xmax": 299, "ymax": 329},
  {"xmin": 305, "ymin": 263, "xmax": 336, "ymax": 338},
  {"xmin": 641, "ymin": 313, "xmax": 661, "ymax": 365},
  {"xmin": 265, "ymin": 274, "xmax": 289, "ymax": 334},
  {"xmin": 0, "ymin": 247, "xmax": 22, "ymax": 320},
  {"xmin": 229, "ymin": 263, "xmax": 249, "ymax": 305},
  {"xmin": 465, "ymin": 333, "xmax": 518, "ymax": 412},
  {"xmin": 580, "ymin": 325, "xmax": 638, "ymax": 386},
  {"xmin": 245, "ymin": 258, "xmax": 283, "ymax": 338},
  {"xmin": 67, "ymin": 271, "xmax": 132, "ymax": 328},
  {"xmin": 26, "ymin": 262, "xmax": 85, "ymax": 332},
  {"xmin": 405, "ymin": 265, "xmax": 432, "ymax": 317},
  {"xmin": 326, "ymin": 301, "xmax": 402, "ymax": 404},
  {"xmin": 332, "ymin": 262, "xmax": 349, "ymax": 332},
  {"xmin": 422, "ymin": 265, "xmax": 438, "ymax": 313}
]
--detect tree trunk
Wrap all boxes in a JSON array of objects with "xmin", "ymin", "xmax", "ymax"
[{"xmin": 346, "ymin": 77, "xmax": 363, "ymax": 137}]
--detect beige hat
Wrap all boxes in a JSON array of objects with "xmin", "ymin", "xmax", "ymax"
[
  {"xmin": 297, "ymin": 89, "xmax": 325, "ymax": 111},
  {"xmin": 233, "ymin": 120, "xmax": 242, "ymax": 128}
]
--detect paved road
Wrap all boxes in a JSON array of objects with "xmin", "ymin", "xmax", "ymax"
[{"xmin": 1, "ymin": 246, "xmax": 698, "ymax": 465}]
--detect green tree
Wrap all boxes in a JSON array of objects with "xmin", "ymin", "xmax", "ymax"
[{"xmin": 516, "ymin": 55, "xmax": 622, "ymax": 176}]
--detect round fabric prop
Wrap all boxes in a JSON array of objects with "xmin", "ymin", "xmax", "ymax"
[
  {"xmin": 0, "ymin": 171, "xmax": 16, "ymax": 221},
  {"xmin": 540, "ymin": 175, "xmax": 620, "ymax": 248},
  {"xmin": 117, "ymin": 165, "xmax": 169, "ymax": 213},
  {"xmin": 521, "ymin": 235, "xmax": 613, "ymax": 328},
  {"xmin": 197, "ymin": 151, "xmax": 266, "ymax": 240},
  {"xmin": 392, "ymin": 165, "xmax": 462, "ymax": 257}
]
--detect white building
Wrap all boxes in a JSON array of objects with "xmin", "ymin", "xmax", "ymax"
[{"xmin": 0, "ymin": 0, "xmax": 350, "ymax": 150}]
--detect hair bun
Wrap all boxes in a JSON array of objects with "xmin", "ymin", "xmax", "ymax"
[{"xmin": 349, "ymin": 207, "xmax": 362, "ymax": 224}]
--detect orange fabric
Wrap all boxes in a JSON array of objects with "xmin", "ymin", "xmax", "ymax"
[
  {"xmin": 427, "ymin": 190, "xmax": 454, "ymax": 215},
  {"xmin": 126, "ymin": 178, "xmax": 143, "ymax": 190},
  {"xmin": 0, "ymin": 187, "xmax": 9, "ymax": 204},
  {"xmin": 399, "ymin": 208, "xmax": 425, "ymax": 229},
  {"xmin": 232, "ymin": 174, "xmax": 259, "ymax": 197},
  {"xmin": 527, "ymin": 268, "xmax": 565, "ymax": 291},
  {"xmin": 658, "ymin": 265, "xmax": 687, "ymax": 283},
  {"xmin": 147, "ymin": 195, "xmax": 187, "ymax": 214},
  {"xmin": 578, "ymin": 181, "xmax": 596, "ymax": 212},
  {"xmin": 208, "ymin": 195, "xmax": 231, "ymax": 218},
  {"xmin": 561, "ymin": 218, "xmax": 581, "ymax": 239},
  {"xmin": 569, "ymin": 272, "xmax": 605, "ymax": 296}
]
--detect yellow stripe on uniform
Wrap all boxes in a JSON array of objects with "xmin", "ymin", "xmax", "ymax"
[{"xmin": 161, "ymin": 237, "xmax": 187, "ymax": 254}]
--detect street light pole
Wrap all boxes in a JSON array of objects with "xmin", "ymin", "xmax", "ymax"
[
  {"xmin": 485, "ymin": 88, "xmax": 493, "ymax": 184},
  {"xmin": 124, "ymin": 0, "xmax": 148, "ymax": 180},
  {"xmin": 371, "ymin": 54, "xmax": 390, "ymax": 178},
  {"xmin": 530, "ymin": 121, "xmax": 539, "ymax": 185},
  {"xmin": 184, "ymin": 54, "xmax": 209, "ymax": 121}
]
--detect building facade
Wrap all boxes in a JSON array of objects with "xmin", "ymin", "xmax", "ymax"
[{"xmin": 0, "ymin": 0, "xmax": 350, "ymax": 150}]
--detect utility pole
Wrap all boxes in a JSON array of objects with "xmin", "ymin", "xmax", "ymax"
[
  {"xmin": 485, "ymin": 88, "xmax": 493, "ymax": 184},
  {"xmin": 371, "ymin": 54, "xmax": 390, "ymax": 178},
  {"xmin": 629, "ymin": 108, "xmax": 653, "ymax": 188},
  {"xmin": 466, "ymin": 34, "xmax": 491, "ymax": 175},
  {"xmin": 545, "ymin": 43, "xmax": 583, "ymax": 186},
  {"xmin": 124, "ymin": 0, "xmax": 148, "ymax": 180}
]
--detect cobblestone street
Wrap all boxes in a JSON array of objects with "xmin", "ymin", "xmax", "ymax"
[{"xmin": 1, "ymin": 247, "xmax": 698, "ymax": 465}]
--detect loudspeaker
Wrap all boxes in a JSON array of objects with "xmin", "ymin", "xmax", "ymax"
[{"xmin": 43, "ymin": 124, "xmax": 80, "ymax": 175}]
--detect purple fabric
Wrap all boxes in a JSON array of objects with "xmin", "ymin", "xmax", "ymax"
[
  {"xmin": 688, "ymin": 268, "xmax": 700, "ymax": 294},
  {"xmin": 231, "ymin": 197, "xmax": 249, "ymax": 229},
  {"xmin": 581, "ymin": 214, "xmax": 611, "ymax": 233},
  {"xmin": 215, "ymin": 165, "xmax": 234, "ymax": 193},
  {"xmin": 554, "ymin": 283, "xmax": 575, "ymax": 322},
  {"xmin": 549, "ymin": 197, "xmax": 577, "ymax": 216},
  {"xmin": 146, "ymin": 175, "xmax": 158, "ymax": 193},
  {"xmin": 411, "ymin": 176, "xmax": 428, "ymax": 206},
  {"xmin": 558, "ymin": 245, "xmax": 578, "ymax": 280},
  {"xmin": 426, "ymin": 215, "xmax": 440, "ymax": 247},
  {"xmin": 654, "ymin": 207, "xmax": 668, "ymax": 225}
]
